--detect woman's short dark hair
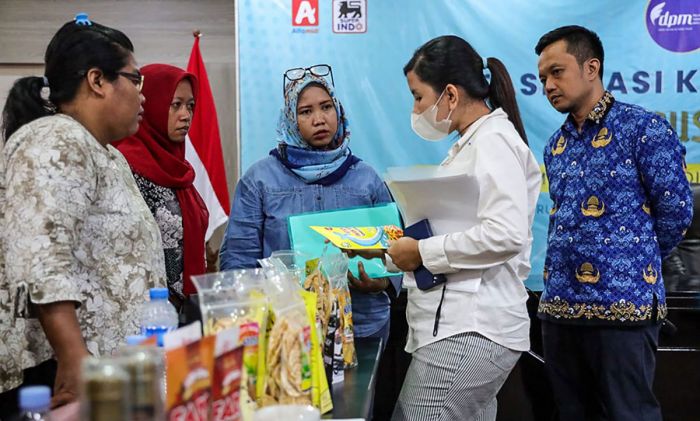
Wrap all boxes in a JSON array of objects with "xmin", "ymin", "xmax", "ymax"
[
  {"xmin": 535, "ymin": 25, "xmax": 605, "ymax": 79},
  {"xmin": 404, "ymin": 35, "xmax": 528, "ymax": 144},
  {"xmin": 2, "ymin": 19, "xmax": 134, "ymax": 141}
]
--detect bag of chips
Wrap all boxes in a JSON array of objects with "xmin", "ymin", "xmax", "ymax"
[
  {"xmin": 256, "ymin": 266, "xmax": 313, "ymax": 407},
  {"xmin": 303, "ymin": 258, "xmax": 333, "ymax": 341},
  {"xmin": 192, "ymin": 270, "xmax": 270, "ymax": 420}
]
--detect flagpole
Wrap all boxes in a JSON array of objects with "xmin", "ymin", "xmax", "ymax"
[
  {"xmin": 185, "ymin": 27, "xmax": 231, "ymax": 243},
  {"xmin": 233, "ymin": 0, "xmax": 241, "ymax": 180}
]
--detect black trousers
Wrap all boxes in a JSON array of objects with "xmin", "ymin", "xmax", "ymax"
[
  {"xmin": 0, "ymin": 359, "xmax": 56, "ymax": 418},
  {"xmin": 542, "ymin": 320, "xmax": 662, "ymax": 421}
]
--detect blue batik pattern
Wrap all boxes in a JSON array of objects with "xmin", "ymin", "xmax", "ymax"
[{"xmin": 538, "ymin": 94, "xmax": 693, "ymax": 324}]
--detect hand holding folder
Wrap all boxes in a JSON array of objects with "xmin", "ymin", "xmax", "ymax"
[{"xmin": 403, "ymin": 219, "xmax": 447, "ymax": 291}]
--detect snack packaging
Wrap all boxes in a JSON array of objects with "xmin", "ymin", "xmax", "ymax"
[
  {"xmin": 165, "ymin": 335, "xmax": 215, "ymax": 420},
  {"xmin": 300, "ymin": 290, "xmax": 333, "ymax": 414},
  {"xmin": 269, "ymin": 249, "xmax": 311, "ymax": 285},
  {"xmin": 257, "ymin": 266, "xmax": 313, "ymax": 407},
  {"xmin": 303, "ymin": 258, "xmax": 333, "ymax": 340},
  {"xmin": 192, "ymin": 270, "xmax": 270, "ymax": 420},
  {"xmin": 310, "ymin": 225, "xmax": 403, "ymax": 250},
  {"xmin": 212, "ymin": 327, "xmax": 244, "ymax": 421},
  {"xmin": 320, "ymin": 253, "xmax": 357, "ymax": 370}
]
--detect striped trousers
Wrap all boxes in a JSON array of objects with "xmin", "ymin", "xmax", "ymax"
[{"xmin": 392, "ymin": 332, "xmax": 520, "ymax": 421}]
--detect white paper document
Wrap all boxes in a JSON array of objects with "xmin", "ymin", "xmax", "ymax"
[
  {"xmin": 384, "ymin": 166, "xmax": 483, "ymax": 293},
  {"xmin": 385, "ymin": 166, "xmax": 480, "ymax": 235}
]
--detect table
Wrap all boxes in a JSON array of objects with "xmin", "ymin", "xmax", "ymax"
[
  {"xmin": 323, "ymin": 337, "xmax": 383, "ymax": 420},
  {"xmin": 48, "ymin": 338, "xmax": 383, "ymax": 421}
]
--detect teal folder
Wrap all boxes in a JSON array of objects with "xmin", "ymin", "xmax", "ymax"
[{"xmin": 287, "ymin": 203, "xmax": 402, "ymax": 278}]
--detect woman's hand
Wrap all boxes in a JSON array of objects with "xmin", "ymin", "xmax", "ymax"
[
  {"xmin": 342, "ymin": 248, "xmax": 386, "ymax": 260},
  {"xmin": 387, "ymin": 237, "xmax": 422, "ymax": 272},
  {"xmin": 347, "ymin": 261, "xmax": 389, "ymax": 293},
  {"xmin": 205, "ymin": 240, "xmax": 220, "ymax": 273},
  {"xmin": 36, "ymin": 302, "xmax": 90, "ymax": 408},
  {"xmin": 52, "ymin": 353, "xmax": 87, "ymax": 408}
]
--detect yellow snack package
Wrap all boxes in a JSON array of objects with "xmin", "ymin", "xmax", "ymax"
[
  {"xmin": 310, "ymin": 225, "xmax": 403, "ymax": 250},
  {"xmin": 303, "ymin": 258, "xmax": 333, "ymax": 341},
  {"xmin": 335, "ymin": 287, "xmax": 357, "ymax": 368},
  {"xmin": 301, "ymin": 290, "xmax": 333, "ymax": 414}
]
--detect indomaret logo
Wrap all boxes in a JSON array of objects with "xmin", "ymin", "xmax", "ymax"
[
  {"xmin": 646, "ymin": 0, "xmax": 700, "ymax": 52},
  {"xmin": 292, "ymin": 0, "xmax": 319, "ymax": 33},
  {"xmin": 333, "ymin": 0, "xmax": 367, "ymax": 34}
]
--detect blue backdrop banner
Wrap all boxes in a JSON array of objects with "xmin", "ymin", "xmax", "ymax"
[{"xmin": 236, "ymin": 0, "xmax": 700, "ymax": 289}]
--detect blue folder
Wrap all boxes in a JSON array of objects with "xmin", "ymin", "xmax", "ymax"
[{"xmin": 404, "ymin": 219, "xmax": 447, "ymax": 290}]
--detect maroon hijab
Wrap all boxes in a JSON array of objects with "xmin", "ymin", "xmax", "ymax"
[{"xmin": 115, "ymin": 64, "xmax": 208, "ymax": 295}]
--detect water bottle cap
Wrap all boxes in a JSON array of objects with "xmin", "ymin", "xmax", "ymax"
[
  {"xmin": 125, "ymin": 334, "xmax": 148, "ymax": 345},
  {"xmin": 149, "ymin": 288, "xmax": 169, "ymax": 300},
  {"xmin": 19, "ymin": 385, "xmax": 51, "ymax": 411}
]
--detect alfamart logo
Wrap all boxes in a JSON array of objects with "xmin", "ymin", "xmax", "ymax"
[
  {"xmin": 292, "ymin": 0, "xmax": 319, "ymax": 34},
  {"xmin": 646, "ymin": 0, "xmax": 700, "ymax": 52}
]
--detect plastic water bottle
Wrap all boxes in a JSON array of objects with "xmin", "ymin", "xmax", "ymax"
[
  {"xmin": 125, "ymin": 334, "xmax": 148, "ymax": 346},
  {"xmin": 140, "ymin": 288, "xmax": 178, "ymax": 347},
  {"xmin": 17, "ymin": 385, "xmax": 52, "ymax": 420}
]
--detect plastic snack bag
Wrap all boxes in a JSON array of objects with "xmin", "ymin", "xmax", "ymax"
[
  {"xmin": 300, "ymin": 290, "xmax": 333, "ymax": 414},
  {"xmin": 320, "ymin": 253, "xmax": 357, "ymax": 370},
  {"xmin": 192, "ymin": 270, "xmax": 270, "ymax": 420},
  {"xmin": 303, "ymin": 258, "xmax": 333, "ymax": 341},
  {"xmin": 257, "ymin": 267, "xmax": 313, "ymax": 407}
]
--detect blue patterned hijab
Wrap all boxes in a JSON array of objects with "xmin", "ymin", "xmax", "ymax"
[{"xmin": 270, "ymin": 73, "xmax": 358, "ymax": 185}]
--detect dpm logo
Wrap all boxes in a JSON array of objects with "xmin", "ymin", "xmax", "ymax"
[
  {"xmin": 292, "ymin": 0, "xmax": 319, "ymax": 27},
  {"xmin": 649, "ymin": 2, "xmax": 696, "ymax": 27},
  {"xmin": 646, "ymin": 0, "xmax": 700, "ymax": 52}
]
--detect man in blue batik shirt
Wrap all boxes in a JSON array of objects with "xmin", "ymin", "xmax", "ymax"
[{"xmin": 535, "ymin": 26, "xmax": 693, "ymax": 420}]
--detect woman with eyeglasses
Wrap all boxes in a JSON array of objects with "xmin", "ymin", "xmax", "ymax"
[
  {"xmin": 115, "ymin": 64, "xmax": 209, "ymax": 315},
  {"xmin": 219, "ymin": 66, "xmax": 398, "ymax": 344},
  {"xmin": 0, "ymin": 16, "xmax": 165, "ymax": 411}
]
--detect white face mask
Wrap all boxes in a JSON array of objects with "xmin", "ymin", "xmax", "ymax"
[{"xmin": 410, "ymin": 89, "xmax": 453, "ymax": 142}]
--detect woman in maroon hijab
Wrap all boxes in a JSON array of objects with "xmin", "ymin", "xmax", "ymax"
[{"xmin": 115, "ymin": 64, "xmax": 209, "ymax": 310}]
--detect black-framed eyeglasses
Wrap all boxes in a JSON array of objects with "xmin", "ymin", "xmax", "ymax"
[
  {"xmin": 117, "ymin": 71, "xmax": 144, "ymax": 92},
  {"xmin": 283, "ymin": 64, "xmax": 334, "ymax": 94}
]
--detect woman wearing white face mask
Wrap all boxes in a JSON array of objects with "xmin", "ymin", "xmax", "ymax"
[{"xmin": 354, "ymin": 35, "xmax": 541, "ymax": 421}]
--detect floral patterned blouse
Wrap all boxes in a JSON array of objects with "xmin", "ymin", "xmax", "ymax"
[
  {"xmin": 0, "ymin": 114, "xmax": 166, "ymax": 392},
  {"xmin": 132, "ymin": 173, "xmax": 185, "ymax": 302}
]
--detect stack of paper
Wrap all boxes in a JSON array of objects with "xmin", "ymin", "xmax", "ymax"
[{"xmin": 384, "ymin": 165, "xmax": 480, "ymax": 234}]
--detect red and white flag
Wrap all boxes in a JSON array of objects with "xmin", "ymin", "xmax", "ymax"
[{"xmin": 185, "ymin": 33, "xmax": 230, "ymax": 240}]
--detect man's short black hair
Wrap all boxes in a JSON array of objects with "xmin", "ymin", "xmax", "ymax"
[{"xmin": 535, "ymin": 25, "xmax": 605, "ymax": 79}]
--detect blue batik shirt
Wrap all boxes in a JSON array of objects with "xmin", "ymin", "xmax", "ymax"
[{"xmin": 538, "ymin": 92, "xmax": 693, "ymax": 325}]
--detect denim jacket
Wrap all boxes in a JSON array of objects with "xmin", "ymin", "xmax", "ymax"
[{"xmin": 220, "ymin": 155, "xmax": 395, "ymax": 337}]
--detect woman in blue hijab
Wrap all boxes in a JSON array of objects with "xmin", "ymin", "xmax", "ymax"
[{"xmin": 220, "ymin": 66, "xmax": 396, "ymax": 342}]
